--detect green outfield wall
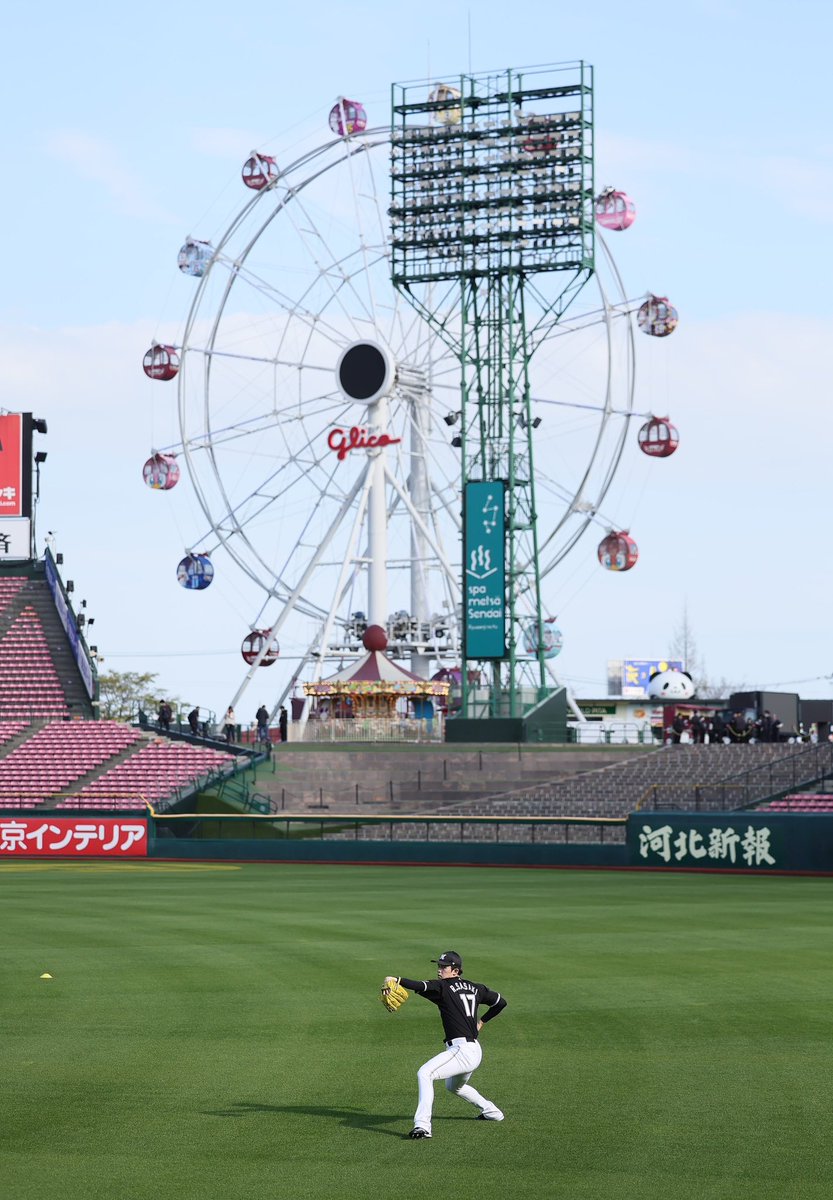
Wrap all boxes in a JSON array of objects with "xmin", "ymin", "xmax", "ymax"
[
  {"xmin": 3, "ymin": 809, "xmax": 831, "ymax": 872},
  {"xmin": 148, "ymin": 811, "xmax": 833, "ymax": 872},
  {"xmin": 150, "ymin": 836, "xmax": 625, "ymax": 867},
  {"xmin": 149, "ymin": 813, "xmax": 626, "ymax": 868},
  {"xmin": 629, "ymin": 811, "xmax": 833, "ymax": 873}
]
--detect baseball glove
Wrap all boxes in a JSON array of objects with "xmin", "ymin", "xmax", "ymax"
[{"xmin": 380, "ymin": 976, "xmax": 409, "ymax": 1014}]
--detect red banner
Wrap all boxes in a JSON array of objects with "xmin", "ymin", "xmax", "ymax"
[
  {"xmin": 0, "ymin": 414, "xmax": 23, "ymax": 516},
  {"xmin": 0, "ymin": 817, "xmax": 148, "ymax": 857}
]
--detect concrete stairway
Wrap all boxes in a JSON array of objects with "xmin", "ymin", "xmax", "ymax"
[{"xmin": 254, "ymin": 744, "xmax": 654, "ymax": 812}]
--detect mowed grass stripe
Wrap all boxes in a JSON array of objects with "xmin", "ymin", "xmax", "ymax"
[{"xmin": 1, "ymin": 865, "xmax": 832, "ymax": 1199}]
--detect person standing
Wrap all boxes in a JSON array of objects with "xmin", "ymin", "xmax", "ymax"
[
  {"xmin": 223, "ymin": 706, "xmax": 236, "ymax": 744},
  {"xmin": 384, "ymin": 949, "xmax": 506, "ymax": 1139},
  {"xmin": 158, "ymin": 701, "xmax": 172, "ymax": 733},
  {"xmin": 187, "ymin": 707, "xmax": 200, "ymax": 736},
  {"xmin": 279, "ymin": 706, "xmax": 288, "ymax": 743},
  {"xmin": 671, "ymin": 712, "xmax": 686, "ymax": 744},
  {"xmin": 728, "ymin": 712, "xmax": 748, "ymax": 743},
  {"xmin": 689, "ymin": 711, "xmax": 704, "ymax": 745},
  {"xmin": 255, "ymin": 704, "xmax": 269, "ymax": 743}
]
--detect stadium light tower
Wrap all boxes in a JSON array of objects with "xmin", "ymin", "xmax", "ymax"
[{"xmin": 390, "ymin": 63, "xmax": 595, "ymax": 720}]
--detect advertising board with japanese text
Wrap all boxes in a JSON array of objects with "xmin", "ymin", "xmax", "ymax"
[
  {"xmin": 623, "ymin": 812, "xmax": 833, "ymax": 872},
  {"xmin": 0, "ymin": 817, "xmax": 148, "ymax": 857},
  {"xmin": 0, "ymin": 517, "xmax": 31, "ymax": 561},
  {"xmin": 634, "ymin": 817, "xmax": 777, "ymax": 869},
  {"xmin": 0, "ymin": 413, "xmax": 24, "ymax": 516},
  {"xmin": 44, "ymin": 550, "xmax": 95, "ymax": 698},
  {"xmin": 463, "ymin": 480, "xmax": 506, "ymax": 659}
]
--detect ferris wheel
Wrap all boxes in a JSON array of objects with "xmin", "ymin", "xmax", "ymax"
[{"xmin": 142, "ymin": 88, "xmax": 678, "ymax": 717}]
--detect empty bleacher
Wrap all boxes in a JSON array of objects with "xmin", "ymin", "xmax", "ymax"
[
  {"xmin": 0, "ymin": 562, "xmax": 249, "ymax": 813},
  {"xmin": 0, "ymin": 724, "xmax": 241, "ymax": 810},
  {"xmin": 429, "ymin": 743, "xmax": 833, "ymax": 819},
  {"xmin": 0, "ymin": 721, "xmax": 144, "ymax": 807},
  {"xmin": 0, "ymin": 721, "xmax": 28, "ymax": 747},
  {"xmin": 0, "ymin": 608, "xmax": 69, "ymax": 718},
  {"xmin": 0, "ymin": 571, "xmax": 93, "ymax": 719},
  {"xmin": 759, "ymin": 793, "xmax": 833, "ymax": 813},
  {"xmin": 62, "ymin": 740, "xmax": 239, "ymax": 808},
  {"xmin": 0, "ymin": 577, "xmax": 28, "ymax": 615}
]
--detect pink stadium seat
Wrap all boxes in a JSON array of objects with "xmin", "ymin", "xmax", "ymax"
[
  {"xmin": 0, "ymin": 720, "xmax": 145, "ymax": 806},
  {"xmin": 0, "ymin": 606, "xmax": 71, "ymax": 720}
]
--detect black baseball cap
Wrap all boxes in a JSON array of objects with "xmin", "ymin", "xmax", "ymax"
[{"xmin": 431, "ymin": 950, "xmax": 462, "ymax": 969}]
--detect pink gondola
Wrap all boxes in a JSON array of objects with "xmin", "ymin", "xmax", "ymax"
[{"xmin": 594, "ymin": 187, "xmax": 636, "ymax": 231}]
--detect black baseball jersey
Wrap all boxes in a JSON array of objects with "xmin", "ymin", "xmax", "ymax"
[{"xmin": 399, "ymin": 976, "xmax": 507, "ymax": 1043}]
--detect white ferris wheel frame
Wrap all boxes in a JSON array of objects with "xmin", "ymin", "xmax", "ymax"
[{"xmin": 170, "ymin": 126, "xmax": 638, "ymax": 715}]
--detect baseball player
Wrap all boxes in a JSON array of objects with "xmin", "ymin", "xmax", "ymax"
[{"xmin": 384, "ymin": 949, "xmax": 507, "ymax": 1139}]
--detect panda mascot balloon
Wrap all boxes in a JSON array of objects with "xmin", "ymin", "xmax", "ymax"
[{"xmin": 646, "ymin": 666, "xmax": 695, "ymax": 700}]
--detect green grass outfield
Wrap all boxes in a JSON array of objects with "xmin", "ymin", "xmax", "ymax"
[{"xmin": 2, "ymin": 863, "xmax": 833, "ymax": 1200}]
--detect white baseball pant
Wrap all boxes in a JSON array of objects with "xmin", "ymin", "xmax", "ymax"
[{"xmin": 413, "ymin": 1037, "xmax": 504, "ymax": 1133}]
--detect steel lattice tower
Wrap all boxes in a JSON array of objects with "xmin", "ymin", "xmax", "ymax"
[{"xmin": 391, "ymin": 63, "xmax": 596, "ymax": 719}]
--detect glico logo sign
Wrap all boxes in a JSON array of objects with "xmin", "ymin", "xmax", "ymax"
[{"xmin": 327, "ymin": 426, "xmax": 402, "ymax": 462}]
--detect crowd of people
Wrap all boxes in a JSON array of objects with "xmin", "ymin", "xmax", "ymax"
[
  {"xmin": 154, "ymin": 701, "xmax": 289, "ymax": 746},
  {"xmin": 668, "ymin": 709, "xmax": 784, "ymax": 745}
]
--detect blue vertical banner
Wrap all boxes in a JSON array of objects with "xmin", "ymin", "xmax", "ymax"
[{"xmin": 464, "ymin": 481, "xmax": 506, "ymax": 659}]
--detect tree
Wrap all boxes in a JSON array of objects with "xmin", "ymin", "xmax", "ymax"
[
  {"xmin": 668, "ymin": 605, "xmax": 747, "ymax": 699},
  {"xmin": 98, "ymin": 670, "xmax": 177, "ymax": 721},
  {"xmin": 668, "ymin": 604, "xmax": 704, "ymax": 684}
]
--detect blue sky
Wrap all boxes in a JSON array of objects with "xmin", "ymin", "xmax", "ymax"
[{"xmin": 1, "ymin": 1, "xmax": 831, "ymax": 720}]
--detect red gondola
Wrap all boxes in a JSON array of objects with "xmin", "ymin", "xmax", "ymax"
[
  {"xmin": 594, "ymin": 187, "xmax": 636, "ymax": 231},
  {"xmin": 638, "ymin": 416, "xmax": 679, "ymax": 458},
  {"xmin": 143, "ymin": 453, "xmax": 180, "ymax": 490},
  {"xmin": 638, "ymin": 295, "xmax": 678, "ymax": 337},
  {"xmin": 328, "ymin": 98, "xmax": 367, "ymax": 137},
  {"xmin": 142, "ymin": 343, "xmax": 179, "ymax": 381},
  {"xmin": 241, "ymin": 630, "xmax": 280, "ymax": 666},
  {"xmin": 242, "ymin": 152, "xmax": 279, "ymax": 191},
  {"xmin": 598, "ymin": 530, "xmax": 638, "ymax": 571}
]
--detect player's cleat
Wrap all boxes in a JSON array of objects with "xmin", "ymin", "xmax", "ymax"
[
  {"xmin": 408, "ymin": 1128, "xmax": 432, "ymax": 1138},
  {"xmin": 477, "ymin": 1111, "xmax": 505, "ymax": 1121}
]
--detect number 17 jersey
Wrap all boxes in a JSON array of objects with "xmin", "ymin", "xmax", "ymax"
[{"xmin": 398, "ymin": 976, "xmax": 506, "ymax": 1042}]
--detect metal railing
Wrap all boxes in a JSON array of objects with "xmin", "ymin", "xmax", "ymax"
[
  {"xmin": 150, "ymin": 810, "xmax": 627, "ymax": 845},
  {"xmin": 301, "ymin": 715, "xmax": 445, "ymax": 743},
  {"xmin": 567, "ymin": 722, "xmax": 657, "ymax": 745}
]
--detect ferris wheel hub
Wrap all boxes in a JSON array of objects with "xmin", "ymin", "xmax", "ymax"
[{"xmin": 336, "ymin": 339, "xmax": 396, "ymax": 406}]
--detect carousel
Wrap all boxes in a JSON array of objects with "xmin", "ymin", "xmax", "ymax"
[{"xmin": 302, "ymin": 625, "xmax": 450, "ymax": 742}]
